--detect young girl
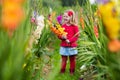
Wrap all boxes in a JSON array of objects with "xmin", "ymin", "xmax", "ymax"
[{"xmin": 58, "ymin": 9, "xmax": 79, "ymax": 75}]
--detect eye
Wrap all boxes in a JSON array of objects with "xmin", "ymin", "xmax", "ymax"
[{"xmin": 63, "ymin": 15, "xmax": 66, "ymax": 18}]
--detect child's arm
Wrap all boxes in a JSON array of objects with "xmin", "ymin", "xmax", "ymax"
[{"xmin": 58, "ymin": 35, "xmax": 67, "ymax": 40}]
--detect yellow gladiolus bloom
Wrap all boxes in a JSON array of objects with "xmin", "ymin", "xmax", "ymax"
[{"xmin": 99, "ymin": 1, "xmax": 120, "ymax": 40}]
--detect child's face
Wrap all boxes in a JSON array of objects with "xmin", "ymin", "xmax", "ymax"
[{"xmin": 63, "ymin": 12, "xmax": 71, "ymax": 24}]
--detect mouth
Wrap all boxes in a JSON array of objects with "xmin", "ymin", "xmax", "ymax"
[{"xmin": 64, "ymin": 19, "xmax": 68, "ymax": 22}]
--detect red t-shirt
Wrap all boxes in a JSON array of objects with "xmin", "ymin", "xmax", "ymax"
[{"xmin": 58, "ymin": 24, "xmax": 79, "ymax": 47}]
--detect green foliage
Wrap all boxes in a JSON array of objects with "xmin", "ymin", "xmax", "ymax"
[
  {"xmin": 32, "ymin": 24, "xmax": 52, "ymax": 57},
  {"xmin": 77, "ymin": 2, "xmax": 120, "ymax": 80},
  {"xmin": 43, "ymin": 0, "xmax": 61, "ymax": 9},
  {"xmin": 0, "ymin": 11, "xmax": 31, "ymax": 80},
  {"xmin": 61, "ymin": 0, "xmax": 77, "ymax": 6},
  {"xmin": 61, "ymin": 0, "xmax": 87, "ymax": 7},
  {"xmin": 0, "ymin": 0, "xmax": 120, "ymax": 80}
]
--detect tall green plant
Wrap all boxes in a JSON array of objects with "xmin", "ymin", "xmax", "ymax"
[
  {"xmin": 0, "ymin": 13, "xmax": 32, "ymax": 80},
  {"xmin": 32, "ymin": 24, "xmax": 52, "ymax": 57},
  {"xmin": 77, "ymin": 2, "xmax": 111, "ymax": 80},
  {"xmin": 0, "ymin": 1, "xmax": 37, "ymax": 80},
  {"xmin": 77, "ymin": 1, "xmax": 120, "ymax": 80}
]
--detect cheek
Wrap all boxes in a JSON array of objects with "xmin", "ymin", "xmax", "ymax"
[
  {"xmin": 68, "ymin": 16, "xmax": 72, "ymax": 20},
  {"xmin": 67, "ymin": 17, "xmax": 71, "ymax": 20},
  {"xmin": 63, "ymin": 17, "xmax": 67, "ymax": 21}
]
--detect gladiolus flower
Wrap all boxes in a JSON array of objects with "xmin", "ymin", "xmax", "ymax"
[
  {"xmin": 26, "ymin": 15, "xmax": 45, "ymax": 53},
  {"xmin": 31, "ymin": 18, "xmax": 35, "ymax": 23},
  {"xmin": 94, "ymin": 25, "xmax": 99, "ymax": 38},
  {"xmin": 48, "ymin": 20, "xmax": 67, "ymax": 37},
  {"xmin": 99, "ymin": 1, "xmax": 120, "ymax": 40},
  {"xmin": 80, "ymin": 17, "xmax": 84, "ymax": 30},
  {"xmin": 108, "ymin": 40, "xmax": 120, "ymax": 52},
  {"xmin": 0, "ymin": 0, "xmax": 3, "ymax": 4},
  {"xmin": 48, "ymin": 12, "xmax": 56, "ymax": 22},
  {"xmin": 99, "ymin": 1, "xmax": 120, "ymax": 52},
  {"xmin": 1, "ymin": 0, "xmax": 24, "ymax": 36},
  {"xmin": 2, "ymin": 5, "xmax": 23, "ymax": 30},
  {"xmin": 56, "ymin": 15, "xmax": 62, "ymax": 25},
  {"xmin": 5, "ymin": 0, "xmax": 25, "ymax": 4}
]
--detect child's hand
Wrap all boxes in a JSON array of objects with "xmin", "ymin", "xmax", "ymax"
[
  {"xmin": 66, "ymin": 39, "xmax": 70, "ymax": 43},
  {"xmin": 61, "ymin": 35, "xmax": 67, "ymax": 40}
]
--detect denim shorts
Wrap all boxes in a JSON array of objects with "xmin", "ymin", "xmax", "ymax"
[{"xmin": 59, "ymin": 47, "xmax": 78, "ymax": 56}]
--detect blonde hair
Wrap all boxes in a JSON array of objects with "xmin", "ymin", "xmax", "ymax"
[{"xmin": 63, "ymin": 9, "xmax": 77, "ymax": 25}]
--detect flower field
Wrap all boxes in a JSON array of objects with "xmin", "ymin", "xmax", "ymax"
[{"xmin": 0, "ymin": 0, "xmax": 120, "ymax": 80}]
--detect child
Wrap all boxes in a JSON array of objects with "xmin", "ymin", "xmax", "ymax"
[{"xmin": 58, "ymin": 9, "xmax": 79, "ymax": 75}]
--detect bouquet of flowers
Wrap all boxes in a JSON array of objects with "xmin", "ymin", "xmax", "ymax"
[{"xmin": 47, "ymin": 14, "xmax": 67, "ymax": 37}]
